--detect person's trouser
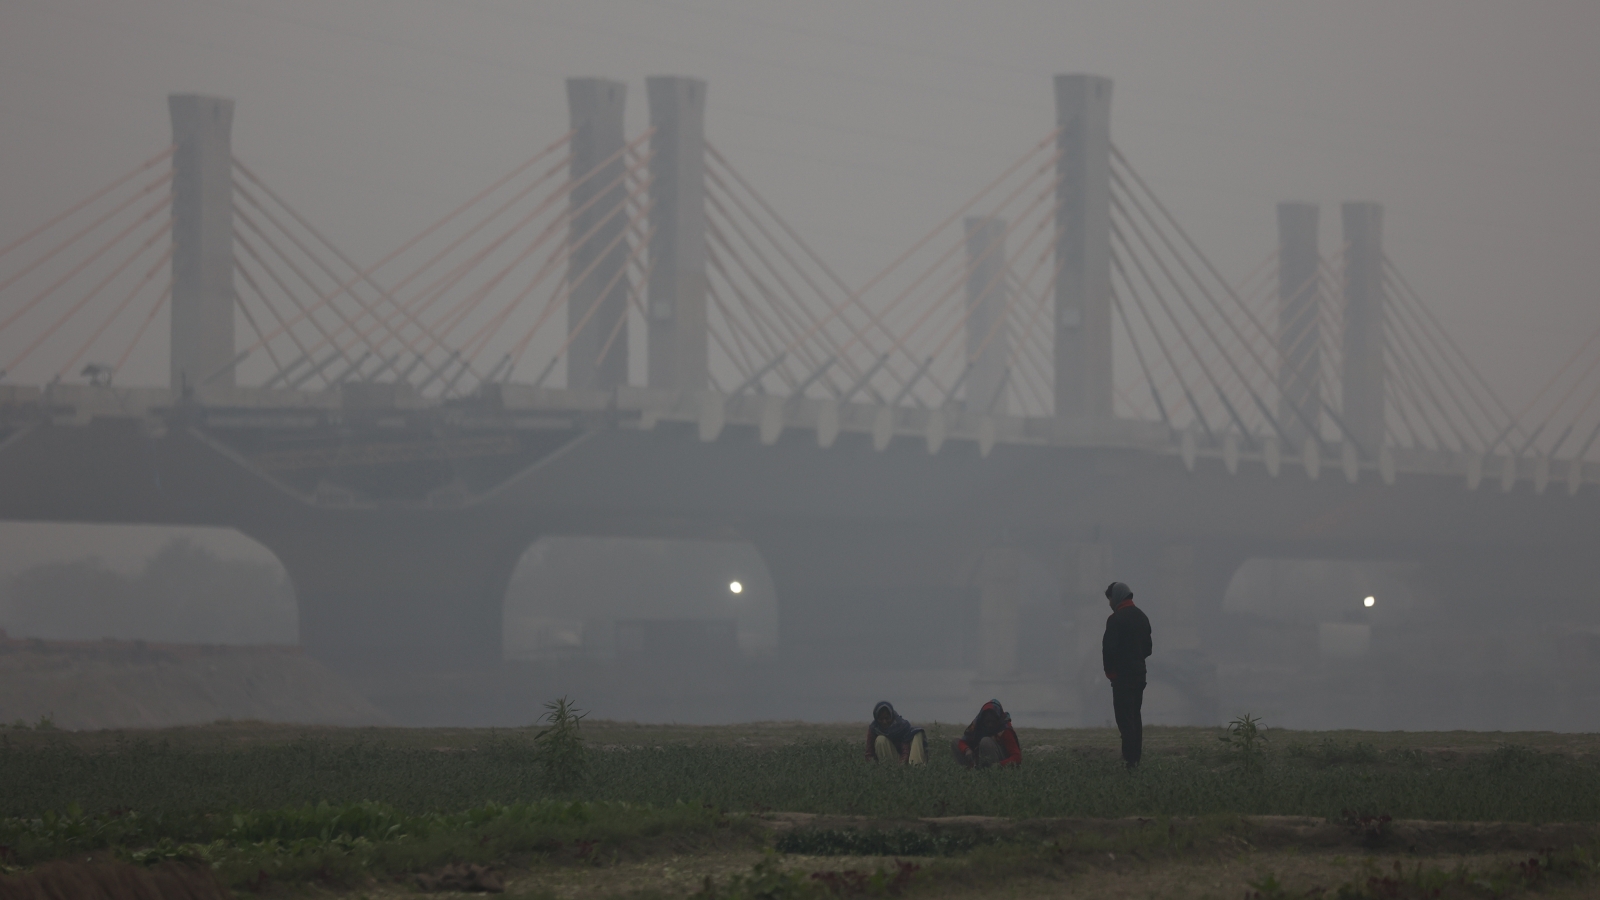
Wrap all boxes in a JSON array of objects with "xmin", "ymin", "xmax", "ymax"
[
  {"xmin": 1111, "ymin": 678, "xmax": 1146, "ymax": 766},
  {"xmin": 874, "ymin": 733, "xmax": 926, "ymax": 765},
  {"xmin": 950, "ymin": 736, "xmax": 1002, "ymax": 768}
]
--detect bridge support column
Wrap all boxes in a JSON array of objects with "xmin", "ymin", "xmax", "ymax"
[
  {"xmin": 168, "ymin": 94, "xmax": 236, "ymax": 394},
  {"xmin": 646, "ymin": 76, "xmax": 709, "ymax": 391},
  {"xmin": 1341, "ymin": 202, "xmax": 1385, "ymax": 454},
  {"xmin": 750, "ymin": 522, "xmax": 981, "ymax": 718},
  {"xmin": 1278, "ymin": 202, "xmax": 1321, "ymax": 447},
  {"xmin": 1053, "ymin": 74, "xmax": 1114, "ymax": 420},
  {"xmin": 566, "ymin": 78, "xmax": 631, "ymax": 392},
  {"xmin": 964, "ymin": 217, "xmax": 1010, "ymax": 415},
  {"xmin": 976, "ymin": 548, "xmax": 1025, "ymax": 678},
  {"xmin": 253, "ymin": 513, "xmax": 536, "ymax": 674}
]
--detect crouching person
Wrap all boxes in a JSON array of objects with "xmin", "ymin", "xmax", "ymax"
[
  {"xmin": 866, "ymin": 701, "xmax": 927, "ymax": 765},
  {"xmin": 952, "ymin": 699, "xmax": 1021, "ymax": 768}
]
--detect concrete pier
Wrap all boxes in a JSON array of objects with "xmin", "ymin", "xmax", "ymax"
[
  {"xmin": 1277, "ymin": 202, "xmax": 1321, "ymax": 446},
  {"xmin": 168, "ymin": 94, "xmax": 236, "ymax": 392},
  {"xmin": 258, "ymin": 512, "xmax": 538, "ymax": 673},
  {"xmin": 1053, "ymin": 74, "xmax": 1114, "ymax": 420},
  {"xmin": 1341, "ymin": 202, "xmax": 1386, "ymax": 454},
  {"xmin": 565, "ymin": 79, "xmax": 631, "ymax": 392},
  {"xmin": 963, "ymin": 216, "xmax": 1010, "ymax": 415},
  {"xmin": 646, "ymin": 76, "xmax": 709, "ymax": 391}
]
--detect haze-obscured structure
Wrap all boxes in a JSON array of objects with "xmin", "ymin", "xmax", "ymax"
[{"xmin": 2, "ymin": 1, "xmax": 1599, "ymax": 730}]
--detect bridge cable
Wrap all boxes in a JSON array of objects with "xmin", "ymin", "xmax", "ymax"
[
  {"xmin": 233, "ymin": 251, "xmax": 319, "ymax": 386},
  {"xmin": 702, "ymin": 241, "xmax": 794, "ymax": 387},
  {"xmin": 233, "ymin": 161, "xmax": 459, "ymax": 366},
  {"xmin": 446, "ymin": 175, "xmax": 639, "ymax": 370},
  {"xmin": 56, "ymin": 244, "xmax": 173, "ymax": 383},
  {"xmin": 1384, "ymin": 257, "xmax": 1519, "ymax": 433},
  {"xmin": 703, "ymin": 208, "xmax": 839, "ymax": 395},
  {"xmin": 705, "ymin": 144, "xmax": 925, "ymax": 390},
  {"xmin": 111, "ymin": 279, "xmax": 172, "ymax": 375},
  {"xmin": 1382, "ymin": 267, "xmax": 1509, "ymax": 445},
  {"xmin": 1381, "ymin": 271, "xmax": 1494, "ymax": 451},
  {"xmin": 852, "ymin": 162, "xmax": 1061, "ymax": 405},
  {"xmin": 504, "ymin": 192, "xmax": 655, "ymax": 377},
  {"xmin": 0, "ymin": 146, "xmax": 174, "ymax": 265},
  {"xmin": 0, "ymin": 178, "xmax": 171, "ymax": 335},
  {"xmin": 1110, "ymin": 189, "xmax": 1276, "ymax": 447},
  {"xmin": 1109, "ymin": 229, "xmax": 1215, "ymax": 440},
  {"xmin": 232, "ymin": 179, "xmax": 445, "ymax": 380},
  {"xmin": 702, "ymin": 177, "xmax": 868, "ymax": 393},
  {"xmin": 223, "ymin": 129, "xmax": 580, "ymax": 380},
  {"xmin": 917, "ymin": 187, "xmax": 1061, "ymax": 408},
  {"xmin": 760, "ymin": 129, "xmax": 1060, "ymax": 383},
  {"xmin": 0, "ymin": 204, "xmax": 169, "ymax": 377},
  {"xmin": 1110, "ymin": 160, "xmax": 1289, "ymax": 439}
]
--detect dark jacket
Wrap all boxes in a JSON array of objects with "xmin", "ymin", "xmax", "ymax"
[
  {"xmin": 865, "ymin": 701, "xmax": 925, "ymax": 762},
  {"xmin": 956, "ymin": 699, "xmax": 1021, "ymax": 767},
  {"xmin": 1102, "ymin": 601, "xmax": 1152, "ymax": 681}
]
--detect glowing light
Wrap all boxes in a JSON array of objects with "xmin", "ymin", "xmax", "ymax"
[
  {"xmin": 1363, "ymin": 596, "xmax": 1376, "ymax": 608},
  {"xmin": 729, "ymin": 581, "xmax": 744, "ymax": 595}
]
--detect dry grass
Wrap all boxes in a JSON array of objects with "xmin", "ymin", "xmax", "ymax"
[{"xmin": 0, "ymin": 859, "xmax": 226, "ymax": 900}]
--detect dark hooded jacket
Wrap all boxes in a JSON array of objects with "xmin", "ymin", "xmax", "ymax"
[
  {"xmin": 1102, "ymin": 583, "xmax": 1152, "ymax": 681},
  {"xmin": 865, "ymin": 701, "xmax": 925, "ymax": 762},
  {"xmin": 956, "ymin": 699, "xmax": 1022, "ymax": 767}
]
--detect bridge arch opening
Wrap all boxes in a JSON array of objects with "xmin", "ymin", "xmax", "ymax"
[
  {"xmin": 0, "ymin": 521, "xmax": 293, "ymax": 645},
  {"xmin": 504, "ymin": 536, "xmax": 776, "ymax": 663},
  {"xmin": 1218, "ymin": 558, "xmax": 1600, "ymax": 732}
]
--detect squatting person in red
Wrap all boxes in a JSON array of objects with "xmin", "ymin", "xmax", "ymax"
[
  {"xmin": 950, "ymin": 699, "xmax": 1021, "ymax": 768},
  {"xmin": 1103, "ymin": 581, "xmax": 1153, "ymax": 768}
]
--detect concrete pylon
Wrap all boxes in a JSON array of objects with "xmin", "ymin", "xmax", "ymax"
[
  {"xmin": 168, "ymin": 94, "xmax": 236, "ymax": 393},
  {"xmin": 1341, "ymin": 202, "xmax": 1385, "ymax": 454},
  {"xmin": 963, "ymin": 216, "xmax": 1009, "ymax": 415},
  {"xmin": 1053, "ymin": 74, "xmax": 1114, "ymax": 420},
  {"xmin": 565, "ymin": 79, "xmax": 631, "ymax": 392},
  {"xmin": 976, "ymin": 548, "xmax": 1025, "ymax": 679},
  {"xmin": 646, "ymin": 76, "xmax": 709, "ymax": 391},
  {"xmin": 1277, "ymin": 202, "xmax": 1321, "ymax": 446}
]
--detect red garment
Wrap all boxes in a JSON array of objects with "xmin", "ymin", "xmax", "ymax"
[
  {"xmin": 956, "ymin": 699, "xmax": 1022, "ymax": 767},
  {"xmin": 956, "ymin": 727, "xmax": 1021, "ymax": 767}
]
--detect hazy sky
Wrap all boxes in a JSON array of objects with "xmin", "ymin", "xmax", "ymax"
[{"xmin": 2, "ymin": 0, "xmax": 1598, "ymax": 407}]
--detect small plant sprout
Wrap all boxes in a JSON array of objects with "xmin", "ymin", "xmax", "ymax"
[
  {"xmin": 533, "ymin": 697, "xmax": 589, "ymax": 790},
  {"xmin": 1221, "ymin": 713, "xmax": 1268, "ymax": 773}
]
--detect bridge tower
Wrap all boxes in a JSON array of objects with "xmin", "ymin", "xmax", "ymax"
[
  {"xmin": 1278, "ymin": 202, "xmax": 1321, "ymax": 447},
  {"xmin": 1341, "ymin": 202, "xmax": 1385, "ymax": 453},
  {"xmin": 964, "ymin": 216, "xmax": 1009, "ymax": 415},
  {"xmin": 646, "ymin": 76, "xmax": 709, "ymax": 391},
  {"xmin": 1053, "ymin": 74, "xmax": 1114, "ymax": 420},
  {"xmin": 565, "ymin": 79, "xmax": 632, "ymax": 392},
  {"xmin": 168, "ymin": 94, "xmax": 236, "ymax": 393}
]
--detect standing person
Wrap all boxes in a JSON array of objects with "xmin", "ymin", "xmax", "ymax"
[
  {"xmin": 1102, "ymin": 581, "xmax": 1152, "ymax": 768},
  {"xmin": 951, "ymin": 699, "xmax": 1021, "ymax": 768},
  {"xmin": 865, "ymin": 701, "xmax": 927, "ymax": 765}
]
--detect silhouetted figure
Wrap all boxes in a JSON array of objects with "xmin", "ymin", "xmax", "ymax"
[
  {"xmin": 865, "ymin": 700, "xmax": 927, "ymax": 765},
  {"xmin": 1102, "ymin": 581, "xmax": 1152, "ymax": 767},
  {"xmin": 951, "ymin": 699, "xmax": 1021, "ymax": 768}
]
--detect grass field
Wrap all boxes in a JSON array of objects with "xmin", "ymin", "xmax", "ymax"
[{"xmin": 4, "ymin": 720, "xmax": 1600, "ymax": 898}]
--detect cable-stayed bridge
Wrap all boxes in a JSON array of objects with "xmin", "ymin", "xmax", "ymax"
[{"xmin": 1, "ymin": 77, "xmax": 1596, "ymax": 720}]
